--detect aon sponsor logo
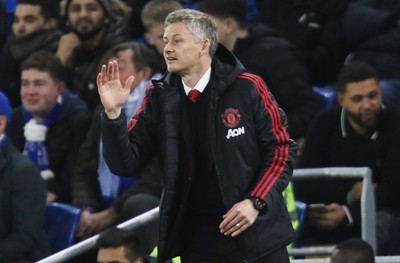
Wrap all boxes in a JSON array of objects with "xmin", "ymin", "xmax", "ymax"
[{"xmin": 226, "ymin": 126, "xmax": 245, "ymax": 139}]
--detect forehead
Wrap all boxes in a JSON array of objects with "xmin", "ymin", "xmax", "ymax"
[
  {"xmin": 21, "ymin": 68, "xmax": 53, "ymax": 80},
  {"xmin": 69, "ymin": 0, "xmax": 101, "ymax": 7},
  {"xmin": 115, "ymin": 48, "xmax": 134, "ymax": 60},
  {"xmin": 15, "ymin": 4, "xmax": 42, "ymax": 16},
  {"xmin": 164, "ymin": 22, "xmax": 192, "ymax": 38},
  {"xmin": 344, "ymin": 78, "xmax": 380, "ymax": 96}
]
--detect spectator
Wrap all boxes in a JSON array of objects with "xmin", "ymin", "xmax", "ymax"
[
  {"xmin": 0, "ymin": 0, "xmax": 61, "ymax": 108},
  {"xmin": 6, "ymin": 51, "xmax": 92, "ymax": 203},
  {"xmin": 97, "ymin": 227, "xmax": 156, "ymax": 263},
  {"xmin": 56, "ymin": 0, "xmax": 130, "ymax": 111},
  {"xmin": 72, "ymin": 41, "xmax": 162, "ymax": 254},
  {"xmin": 198, "ymin": 0, "xmax": 323, "ymax": 140},
  {"xmin": 331, "ymin": 238, "xmax": 375, "ymax": 263},
  {"xmin": 0, "ymin": 91, "xmax": 49, "ymax": 262},
  {"xmin": 98, "ymin": 9, "xmax": 296, "ymax": 262},
  {"xmin": 257, "ymin": 0, "xmax": 354, "ymax": 86},
  {"xmin": 141, "ymin": 0, "xmax": 182, "ymax": 55},
  {"xmin": 344, "ymin": 0, "xmax": 400, "ymax": 114},
  {"xmin": 295, "ymin": 62, "xmax": 400, "ymax": 255}
]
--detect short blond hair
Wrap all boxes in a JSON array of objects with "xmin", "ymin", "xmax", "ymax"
[{"xmin": 141, "ymin": 0, "xmax": 182, "ymax": 31}]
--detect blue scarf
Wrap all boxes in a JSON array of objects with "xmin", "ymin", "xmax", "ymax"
[{"xmin": 22, "ymin": 100, "xmax": 62, "ymax": 180}]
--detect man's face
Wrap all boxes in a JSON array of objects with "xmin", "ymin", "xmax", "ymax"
[
  {"xmin": 331, "ymin": 248, "xmax": 362, "ymax": 263},
  {"xmin": 145, "ymin": 24, "xmax": 165, "ymax": 55},
  {"xmin": 12, "ymin": 4, "xmax": 50, "ymax": 39},
  {"xmin": 338, "ymin": 78, "xmax": 382, "ymax": 133},
  {"xmin": 113, "ymin": 49, "xmax": 142, "ymax": 92},
  {"xmin": 163, "ymin": 22, "xmax": 205, "ymax": 76},
  {"xmin": 97, "ymin": 246, "xmax": 132, "ymax": 263},
  {"xmin": 21, "ymin": 69, "xmax": 63, "ymax": 120},
  {"xmin": 67, "ymin": 0, "xmax": 107, "ymax": 40}
]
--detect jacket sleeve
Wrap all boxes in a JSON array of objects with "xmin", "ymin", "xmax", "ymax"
[
  {"xmin": 241, "ymin": 73, "xmax": 297, "ymax": 208},
  {"xmin": 71, "ymin": 107, "xmax": 103, "ymax": 210},
  {"xmin": 101, "ymin": 91, "xmax": 158, "ymax": 177}
]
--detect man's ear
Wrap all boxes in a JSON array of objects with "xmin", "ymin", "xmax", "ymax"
[
  {"xmin": 0, "ymin": 116, "xmax": 7, "ymax": 135},
  {"xmin": 57, "ymin": 81, "xmax": 66, "ymax": 94},
  {"xmin": 224, "ymin": 17, "xmax": 238, "ymax": 35},
  {"xmin": 337, "ymin": 92, "xmax": 344, "ymax": 107}
]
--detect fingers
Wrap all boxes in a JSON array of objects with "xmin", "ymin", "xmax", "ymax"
[{"xmin": 125, "ymin": 76, "xmax": 135, "ymax": 90}]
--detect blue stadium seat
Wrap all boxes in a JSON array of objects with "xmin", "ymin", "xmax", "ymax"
[
  {"xmin": 294, "ymin": 200, "xmax": 308, "ymax": 247},
  {"xmin": 45, "ymin": 203, "xmax": 81, "ymax": 254},
  {"xmin": 313, "ymin": 86, "xmax": 337, "ymax": 109}
]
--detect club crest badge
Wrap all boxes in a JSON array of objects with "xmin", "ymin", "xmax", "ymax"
[{"xmin": 221, "ymin": 108, "xmax": 241, "ymax": 128}]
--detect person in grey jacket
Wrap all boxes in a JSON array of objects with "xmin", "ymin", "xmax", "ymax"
[
  {"xmin": 98, "ymin": 9, "xmax": 296, "ymax": 263},
  {"xmin": 0, "ymin": 91, "xmax": 49, "ymax": 263}
]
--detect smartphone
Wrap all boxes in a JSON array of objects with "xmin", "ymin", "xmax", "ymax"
[{"xmin": 308, "ymin": 203, "xmax": 326, "ymax": 211}]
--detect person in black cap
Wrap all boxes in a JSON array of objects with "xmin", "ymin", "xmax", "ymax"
[{"xmin": 56, "ymin": 0, "xmax": 130, "ymax": 111}]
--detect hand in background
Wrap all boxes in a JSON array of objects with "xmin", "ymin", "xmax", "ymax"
[
  {"xmin": 56, "ymin": 33, "xmax": 81, "ymax": 65},
  {"xmin": 76, "ymin": 208, "xmax": 118, "ymax": 239},
  {"xmin": 308, "ymin": 203, "xmax": 346, "ymax": 230}
]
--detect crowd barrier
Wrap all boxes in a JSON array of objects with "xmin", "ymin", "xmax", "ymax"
[{"xmin": 38, "ymin": 167, "xmax": 378, "ymax": 262}]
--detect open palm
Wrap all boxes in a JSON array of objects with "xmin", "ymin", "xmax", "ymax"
[{"xmin": 97, "ymin": 60, "xmax": 134, "ymax": 118}]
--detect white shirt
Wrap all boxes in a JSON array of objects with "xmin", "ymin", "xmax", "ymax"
[{"xmin": 182, "ymin": 66, "xmax": 211, "ymax": 95}]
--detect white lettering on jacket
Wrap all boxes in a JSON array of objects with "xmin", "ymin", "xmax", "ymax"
[{"xmin": 226, "ymin": 126, "xmax": 245, "ymax": 139}]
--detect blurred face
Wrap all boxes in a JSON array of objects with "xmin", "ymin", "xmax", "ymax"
[
  {"xmin": 163, "ymin": 22, "xmax": 206, "ymax": 76},
  {"xmin": 331, "ymin": 249, "xmax": 361, "ymax": 263},
  {"xmin": 112, "ymin": 49, "xmax": 143, "ymax": 92},
  {"xmin": 338, "ymin": 78, "xmax": 382, "ymax": 134},
  {"xmin": 97, "ymin": 246, "xmax": 131, "ymax": 263},
  {"xmin": 21, "ymin": 69, "xmax": 63, "ymax": 120},
  {"xmin": 145, "ymin": 24, "xmax": 165, "ymax": 55},
  {"xmin": 67, "ymin": 0, "xmax": 107, "ymax": 40},
  {"xmin": 12, "ymin": 4, "xmax": 50, "ymax": 39}
]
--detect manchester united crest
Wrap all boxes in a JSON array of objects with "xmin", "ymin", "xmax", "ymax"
[{"xmin": 221, "ymin": 108, "xmax": 241, "ymax": 128}]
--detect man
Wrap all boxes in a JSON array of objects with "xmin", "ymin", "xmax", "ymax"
[
  {"xmin": 331, "ymin": 238, "xmax": 375, "ymax": 263},
  {"xmin": 72, "ymin": 41, "xmax": 163, "ymax": 254},
  {"xmin": 6, "ymin": 51, "xmax": 92, "ymax": 203},
  {"xmin": 296, "ymin": 62, "xmax": 400, "ymax": 255},
  {"xmin": 57, "ymin": 0, "xmax": 130, "ymax": 111},
  {"xmin": 0, "ymin": 0, "xmax": 61, "ymax": 107},
  {"xmin": 0, "ymin": 91, "xmax": 49, "ymax": 262},
  {"xmin": 97, "ymin": 227, "xmax": 156, "ymax": 263},
  {"xmin": 98, "ymin": 9, "xmax": 296, "ymax": 262},
  {"xmin": 198, "ymin": 0, "xmax": 323, "ymax": 140}
]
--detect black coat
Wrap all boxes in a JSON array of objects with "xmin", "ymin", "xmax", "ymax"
[
  {"xmin": 101, "ymin": 45, "xmax": 297, "ymax": 261},
  {"xmin": 234, "ymin": 23, "xmax": 323, "ymax": 139},
  {"xmin": 0, "ymin": 138, "xmax": 49, "ymax": 262}
]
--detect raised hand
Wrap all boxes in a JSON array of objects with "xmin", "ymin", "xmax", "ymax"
[{"xmin": 97, "ymin": 60, "xmax": 134, "ymax": 119}]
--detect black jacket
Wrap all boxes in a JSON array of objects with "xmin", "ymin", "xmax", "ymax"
[
  {"xmin": 234, "ymin": 23, "xmax": 322, "ymax": 139},
  {"xmin": 101, "ymin": 45, "xmax": 297, "ymax": 261},
  {"xmin": 0, "ymin": 138, "xmax": 49, "ymax": 262}
]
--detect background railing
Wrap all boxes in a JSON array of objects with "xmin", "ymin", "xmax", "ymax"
[
  {"xmin": 292, "ymin": 167, "xmax": 376, "ymax": 254},
  {"xmin": 38, "ymin": 167, "xmax": 379, "ymax": 262}
]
